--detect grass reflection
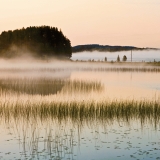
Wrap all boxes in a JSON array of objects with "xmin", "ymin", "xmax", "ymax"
[
  {"xmin": 0, "ymin": 78, "xmax": 104, "ymax": 95},
  {"xmin": 1, "ymin": 99, "xmax": 160, "ymax": 160}
]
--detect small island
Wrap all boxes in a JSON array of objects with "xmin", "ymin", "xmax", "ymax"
[
  {"xmin": 72, "ymin": 44, "xmax": 157, "ymax": 53},
  {"xmin": 0, "ymin": 26, "xmax": 72, "ymax": 59}
]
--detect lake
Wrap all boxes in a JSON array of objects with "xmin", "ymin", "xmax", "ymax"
[
  {"xmin": 0, "ymin": 61, "xmax": 160, "ymax": 160},
  {"xmin": 71, "ymin": 50, "xmax": 160, "ymax": 62}
]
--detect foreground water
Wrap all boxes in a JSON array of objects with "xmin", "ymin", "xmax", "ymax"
[
  {"xmin": 1, "ymin": 118, "xmax": 160, "ymax": 160},
  {"xmin": 0, "ymin": 62, "xmax": 160, "ymax": 160}
]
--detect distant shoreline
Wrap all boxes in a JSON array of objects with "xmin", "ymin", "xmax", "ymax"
[
  {"xmin": 70, "ymin": 60, "xmax": 160, "ymax": 66},
  {"xmin": 72, "ymin": 44, "xmax": 159, "ymax": 53}
]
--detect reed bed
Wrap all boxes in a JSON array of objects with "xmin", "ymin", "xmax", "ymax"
[
  {"xmin": 1, "ymin": 99, "xmax": 159, "ymax": 160},
  {"xmin": 0, "ymin": 78, "xmax": 104, "ymax": 95},
  {"xmin": 84, "ymin": 67, "xmax": 160, "ymax": 72},
  {"xmin": 0, "ymin": 65, "xmax": 160, "ymax": 73},
  {"xmin": 1, "ymin": 99, "xmax": 160, "ymax": 127}
]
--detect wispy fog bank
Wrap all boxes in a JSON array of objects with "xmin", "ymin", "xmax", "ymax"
[{"xmin": 0, "ymin": 56, "xmax": 159, "ymax": 73}]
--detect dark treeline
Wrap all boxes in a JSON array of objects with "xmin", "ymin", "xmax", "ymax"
[
  {"xmin": 72, "ymin": 44, "xmax": 154, "ymax": 53},
  {"xmin": 0, "ymin": 26, "xmax": 72, "ymax": 59}
]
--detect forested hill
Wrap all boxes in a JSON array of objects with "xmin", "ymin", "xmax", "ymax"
[
  {"xmin": 72, "ymin": 44, "xmax": 150, "ymax": 53},
  {"xmin": 0, "ymin": 26, "xmax": 72, "ymax": 59}
]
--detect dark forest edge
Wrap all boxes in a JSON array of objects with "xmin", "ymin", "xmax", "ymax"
[
  {"xmin": 72, "ymin": 44, "xmax": 159, "ymax": 53},
  {"xmin": 0, "ymin": 26, "xmax": 72, "ymax": 59},
  {"xmin": 0, "ymin": 26, "xmax": 159, "ymax": 60}
]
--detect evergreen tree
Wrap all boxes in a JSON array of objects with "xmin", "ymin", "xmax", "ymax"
[
  {"xmin": 0, "ymin": 26, "xmax": 72, "ymax": 59},
  {"xmin": 117, "ymin": 55, "xmax": 120, "ymax": 62},
  {"xmin": 122, "ymin": 55, "xmax": 127, "ymax": 61}
]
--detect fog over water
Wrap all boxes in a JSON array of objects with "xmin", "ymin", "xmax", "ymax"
[
  {"xmin": 71, "ymin": 50, "xmax": 160, "ymax": 62},
  {"xmin": 0, "ymin": 57, "xmax": 159, "ymax": 101},
  {"xmin": 0, "ymin": 57, "xmax": 160, "ymax": 160}
]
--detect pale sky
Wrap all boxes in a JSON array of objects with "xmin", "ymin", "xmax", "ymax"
[{"xmin": 0, "ymin": 0, "xmax": 160, "ymax": 48}]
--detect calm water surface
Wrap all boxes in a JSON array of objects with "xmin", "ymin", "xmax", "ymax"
[{"xmin": 0, "ymin": 65, "xmax": 160, "ymax": 160}]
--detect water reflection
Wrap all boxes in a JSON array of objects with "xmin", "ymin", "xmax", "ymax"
[
  {"xmin": 0, "ymin": 67, "xmax": 160, "ymax": 160},
  {"xmin": 1, "ymin": 109, "xmax": 160, "ymax": 160},
  {"xmin": 71, "ymin": 71, "xmax": 160, "ymax": 101}
]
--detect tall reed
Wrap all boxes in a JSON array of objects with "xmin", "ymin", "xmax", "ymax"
[{"xmin": 0, "ymin": 99, "xmax": 160, "ymax": 127}]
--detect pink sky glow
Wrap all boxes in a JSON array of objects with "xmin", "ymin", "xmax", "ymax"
[{"xmin": 0, "ymin": 0, "xmax": 160, "ymax": 48}]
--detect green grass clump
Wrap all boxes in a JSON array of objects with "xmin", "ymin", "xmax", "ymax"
[{"xmin": 0, "ymin": 100, "xmax": 160, "ymax": 127}]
